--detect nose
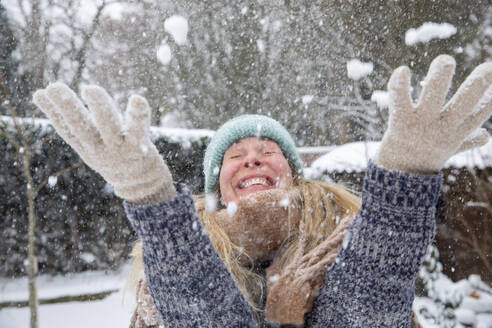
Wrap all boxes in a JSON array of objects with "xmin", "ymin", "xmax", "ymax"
[
  {"xmin": 244, "ymin": 152, "xmax": 262, "ymax": 168},
  {"xmin": 245, "ymin": 160, "xmax": 261, "ymax": 168}
]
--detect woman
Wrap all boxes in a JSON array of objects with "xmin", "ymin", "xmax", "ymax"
[
  {"xmin": 33, "ymin": 55, "xmax": 492, "ymax": 327},
  {"xmin": 128, "ymin": 116, "xmax": 363, "ymax": 327}
]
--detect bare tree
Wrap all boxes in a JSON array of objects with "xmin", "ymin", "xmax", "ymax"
[
  {"xmin": 5, "ymin": 0, "xmax": 119, "ymax": 95},
  {"xmin": 1, "ymin": 1, "xmax": 120, "ymax": 326},
  {"xmin": 0, "ymin": 79, "xmax": 82, "ymax": 328}
]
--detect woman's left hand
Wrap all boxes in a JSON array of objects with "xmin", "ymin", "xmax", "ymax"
[{"xmin": 376, "ymin": 55, "xmax": 492, "ymax": 173}]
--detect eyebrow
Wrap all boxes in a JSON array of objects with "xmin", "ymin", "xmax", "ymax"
[{"xmin": 234, "ymin": 137, "xmax": 272, "ymax": 145}]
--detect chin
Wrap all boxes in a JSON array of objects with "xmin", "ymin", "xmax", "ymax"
[{"xmin": 237, "ymin": 185, "xmax": 279, "ymax": 199}]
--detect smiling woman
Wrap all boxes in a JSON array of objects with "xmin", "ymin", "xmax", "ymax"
[
  {"xmin": 219, "ymin": 137, "xmax": 293, "ymax": 203},
  {"xmin": 128, "ymin": 114, "xmax": 363, "ymax": 326},
  {"xmin": 32, "ymin": 55, "xmax": 492, "ymax": 328}
]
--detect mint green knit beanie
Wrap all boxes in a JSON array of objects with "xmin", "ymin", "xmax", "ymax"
[{"xmin": 203, "ymin": 114, "xmax": 303, "ymax": 193}]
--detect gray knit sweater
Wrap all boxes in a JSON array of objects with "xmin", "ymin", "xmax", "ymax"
[{"xmin": 124, "ymin": 161, "xmax": 442, "ymax": 327}]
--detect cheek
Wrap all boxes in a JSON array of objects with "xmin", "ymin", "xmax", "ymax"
[
  {"xmin": 219, "ymin": 160, "xmax": 239, "ymax": 189},
  {"xmin": 278, "ymin": 161, "xmax": 293, "ymax": 185}
]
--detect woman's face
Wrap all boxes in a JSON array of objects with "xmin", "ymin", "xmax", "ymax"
[{"xmin": 219, "ymin": 137, "xmax": 293, "ymax": 203}]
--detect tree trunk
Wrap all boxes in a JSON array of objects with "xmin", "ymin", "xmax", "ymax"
[{"xmin": 23, "ymin": 153, "xmax": 38, "ymax": 328}]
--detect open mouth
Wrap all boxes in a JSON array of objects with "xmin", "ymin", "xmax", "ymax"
[{"xmin": 238, "ymin": 175, "xmax": 274, "ymax": 189}]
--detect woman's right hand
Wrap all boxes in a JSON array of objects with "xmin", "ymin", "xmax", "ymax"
[{"xmin": 33, "ymin": 82, "xmax": 176, "ymax": 203}]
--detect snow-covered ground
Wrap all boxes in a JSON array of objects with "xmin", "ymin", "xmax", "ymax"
[
  {"xmin": 0, "ymin": 266, "xmax": 136, "ymax": 328},
  {"xmin": 2, "ymin": 266, "xmax": 491, "ymax": 327}
]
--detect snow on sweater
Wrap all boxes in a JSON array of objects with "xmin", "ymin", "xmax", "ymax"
[{"xmin": 124, "ymin": 161, "xmax": 443, "ymax": 327}]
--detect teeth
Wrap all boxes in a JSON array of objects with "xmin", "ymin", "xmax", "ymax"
[{"xmin": 242, "ymin": 177, "xmax": 270, "ymax": 188}]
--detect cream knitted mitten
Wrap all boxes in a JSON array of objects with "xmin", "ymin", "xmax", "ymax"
[
  {"xmin": 376, "ymin": 55, "xmax": 492, "ymax": 173},
  {"xmin": 33, "ymin": 83, "xmax": 176, "ymax": 203}
]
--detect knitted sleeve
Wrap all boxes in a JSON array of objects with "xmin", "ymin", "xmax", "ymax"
[
  {"xmin": 307, "ymin": 162, "xmax": 442, "ymax": 328},
  {"xmin": 306, "ymin": 161, "xmax": 443, "ymax": 327},
  {"xmin": 123, "ymin": 183, "xmax": 257, "ymax": 328}
]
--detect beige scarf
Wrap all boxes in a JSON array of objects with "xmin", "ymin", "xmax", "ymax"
[{"xmin": 211, "ymin": 189, "xmax": 354, "ymax": 324}]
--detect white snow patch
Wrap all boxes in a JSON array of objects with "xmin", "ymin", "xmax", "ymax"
[
  {"xmin": 445, "ymin": 138, "xmax": 492, "ymax": 170},
  {"xmin": 256, "ymin": 123, "xmax": 262, "ymax": 136},
  {"xmin": 0, "ymin": 115, "xmax": 212, "ymax": 153},
  {"xmin": 465, "ymin": 201, "xmax": 489, "ymax": 208},
  {"xmin": 310, "ymin": 141, "xmax": 379, "ymax": 174},
  {"xmin": 298, "ymin": 147, "xmax": 335, "ymax": 162},
  {"xmin": 0, "ymin": 266, "xmax": 135, "ymax": 328},
  {"xmin": 302, "ymin": 95, "xmax": 314, "ymax": 105},
  {"xmin": 371, "ymin": 90, "xmax": 390, "ymax": 109},
  {"xmin": 103, "ymin": 3, "xmax": 127, "ymax": 20},
  {"xmin": 257, "ymin": 39, "xmax": 265, "ymax": 52},
  {"xmin": 414, "ymin": 273, "xmax": 492, "ymax": 328},
  {"xmin": 347, "ymin": 59, "xmax": 373, "ymax": 80},
  {"xmin": 0, "ymin": 265, "xmax": 131, "ymax": 303},
  {"xmin": 461, "ymin": 293, "xmax": 492, "ymax": 314},
  {"xmin": 164, "ymin": 15, "xmax": 189, "ymax": 45},
  {"xmin": 47, "ymin": 176, "xmax": 58, "ymax": 188},
  {"xmin": 272, "ymin": 20, "xmax": 282, "ymax": 32},
  {"xmin": 309, "ymin": 138, "xmax": 492, "ymax": 175},
  {"xmin": 150, "ymin": 126, "xmax": 214, "ymax": 148},
  {"xmin": 139, "ymin": 143, "xmax": 149, "ymax": 153},
  {"xmin": 0, "ymin": 116, "xmax": 52, "ymax": 132},
  {"xmin": 447, "ymin": 175, "xmax": 456, "ymax": 182},
  {"xmin": 156, "ymin": 42, "xmax": 172, "ymax": 65},
  {"xmin": 342, "ymin": 230, "xmax": 351, "ymax": 249},
  {"xmin": 205, "ymin": 194, "xmax": 217, "ymax": 212},
  {"xmin": 405, "ymin": 22, "xmax": 457, "ymax": 46},
  {"xmin": 279, "ymin": 197, "xmax": 290, "ymax": 207},
  {"xmin": 192, "ymin": 221, "xmax": 199, "ymax": 231},
  {"xmin": 159, "ymin": 110, "xmax": 193, "ymax": 129},
  {"xmin": 79, "ymin": 252, "xmax": 96, "ymax": 263},
  {"xmin": 75, "ymin": 1, "xmax": 98, "ymax": 24},
  {"xmin": 268, "ymin": 274, "xmax": 280, "ymax": 283},
  {"xmin": 227, "ymin": 202, "xmax": 238, "ymax": 217},
  {"xmin": 103, "ymin": 183, "xmax": 114, "ymax": 194}
]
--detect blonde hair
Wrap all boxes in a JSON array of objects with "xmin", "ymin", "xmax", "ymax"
[{"xmin": 127, "ymin": 177, "xmax": 360, "ymax": 314}]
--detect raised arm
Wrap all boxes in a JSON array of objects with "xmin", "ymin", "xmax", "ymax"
[
  {"xmin": 308, "ymin": 55, "xmax": 492, "ymax": 327},
  {"xmin": 33, "ymin": 84, "xmax": 257, "ymax": 327},
  {"xmin": 124, "ymin": 185, "xmax": 257, "ymax": 327}
]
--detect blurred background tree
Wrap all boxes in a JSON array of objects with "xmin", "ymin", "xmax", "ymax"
[
  {"xmin": 86, "ymin": 0, "xmax": 491, "ymax": 145},
  {"xmin": 3, "ymin": 0, "xmax": 491, "ymax": 145},
  {"xmin": 0, "ymin": 3, "xmax": 31, "ymax": 116}
]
